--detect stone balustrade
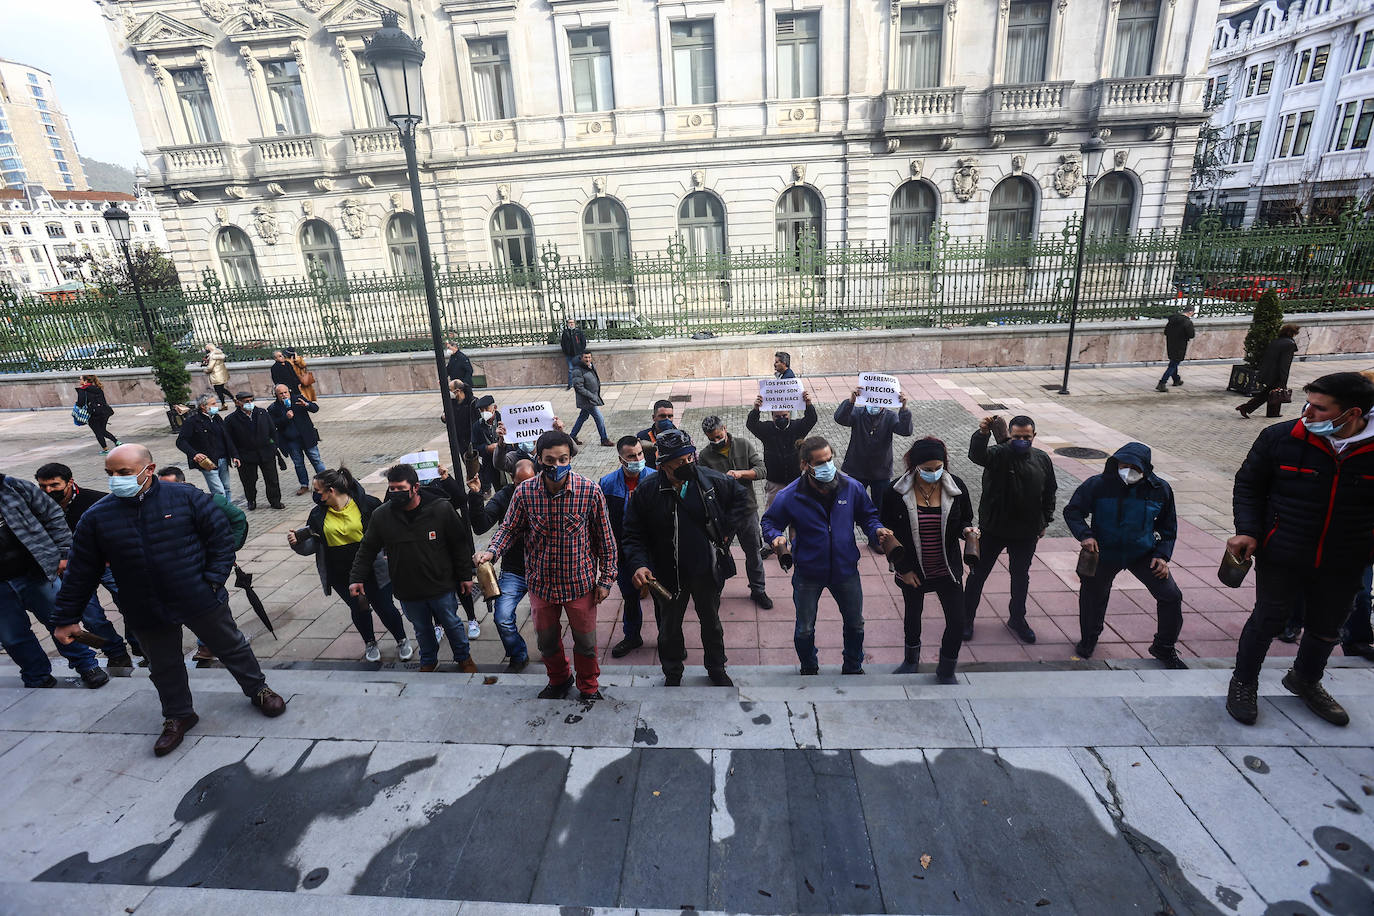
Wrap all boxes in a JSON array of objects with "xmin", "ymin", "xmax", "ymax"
[
  {"xmin": 882, "ymin": 87, "xmax": 965, "ymax": 131},
  {"xmin": 249, "ymin": 134, "xmax": 327, "ymax": 177},
  {"xmin": 1094, "ymin": 75, "xmax": 1183, "ymax": 122},
  {"xmin": 988, "ymin": 81, "xmax": 1073, "ymax": 126},
  {"xmin": 342, "ymin": 127, "xmax": 406, "ymax": 169},
  {"xmin": 158, "ymin": 142, "xmax": 238, "ymax": 182}
]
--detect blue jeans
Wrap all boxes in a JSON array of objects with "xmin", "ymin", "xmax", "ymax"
[
  {"xmin": 286, "ymin": 442, "xmax": 326, "ymax": 487},
  {"xmin": 1341, "ymin": 564, "xmax": 1374, "ymax": 645},
  {"xmin": 77, "ymin": 568, "xmax": 128, "ymax": 658},
  {"xmin": 400, "ymin": 592, "xmax": 470, "ymax": 665},
  {"xmin": 1159, "ymin": 359, "xmax": 1182, "ymax": 385},
  {"xmin": 566, "ymin": 356, "xmax": 579, "ymax": 388},
  {"xmin": 618, "ymin": 561, "xmax": 647, "ymax": 638},
  {"xmin": 0, "ymin": 572, "xmax": 98, "ymax": 683},
  {"xmin": 570, "ymin": 406, "xmax": 607, "ymax": 442},
  {"xmin": 492, "ymin": 571, "xmax": 530, "ymax": 662},
  {"xmin": 792, "ymin": 573, "xmax": 865, "ymax": 673},
  {"xmin": 201, "ymin": 458, "xmax": 232, "ymax": 499}
]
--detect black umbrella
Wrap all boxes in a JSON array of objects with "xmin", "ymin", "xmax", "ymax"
[{"xmin": 232, "ymin": 564, "xmax": 276, "ymax": 639}]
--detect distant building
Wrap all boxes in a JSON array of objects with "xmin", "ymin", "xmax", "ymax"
[
  {"xmin": 0, "ymin": 58, "xmax": 88, "ymax": 192},
  {"xmin": 1198, "ymin": 0, "xmax": 1374, "ymax": 226}
]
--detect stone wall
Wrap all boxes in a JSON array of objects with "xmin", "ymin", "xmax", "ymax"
[{"xmin": 3, "ymin": 311, "xmax": 1370, "ymax": 409}]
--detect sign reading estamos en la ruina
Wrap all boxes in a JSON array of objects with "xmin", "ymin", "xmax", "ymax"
[{"xmin": 502, "ymin": 401, "xmax": 556, "ymax": 444}]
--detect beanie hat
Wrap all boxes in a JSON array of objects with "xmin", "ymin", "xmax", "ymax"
[
  {"xmin": 655, "ymin": 428, "xmax": 696, "ymax": 461},
  {"xmin": 908, "ymin": 437, "xmax": 947, "ymax": 467}
]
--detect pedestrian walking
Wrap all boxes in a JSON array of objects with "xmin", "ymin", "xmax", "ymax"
[
  {"xmin": 622, "ymin": 428, "xmax": 747, "ymax": 687},
  {"xmin": 636, "ymin": 400, "xmax": 677, "ymax": 470},
  {"xmin": 569, "ymin": 351, "xmax": 614, "ymax": 446},
  {"xmin": 746, "ymin": 389, "xmax": 818, "ymax": 511},
  {"xmin": 289, "ymin": 468, "xmax": 413, "ymax": 664},
  {"xmin": 1226, "ymin": 372, "xmax": 1374, "ymax": 728},
  {"xmin": 697, "ymin": 415, "xmax": 771, "ymax": 608},
  {"xmin": 1064, "ymin": 443, "xmax": 1186, "ymax": 667},
  {"xmin": 34, "ymin": 462, "xmax": 137, "ymax": 667},
  {"xmin": 269, "ymin": 384, "xmax": 326, "ymax": 495},
  {"xmin": 225, "ymin": 391, "xmax": 284, "ymax": 510},
  {"xmin": 270, "ymin": 349, "xmax": 300, "ymax": 395},
  {"xmin": 75, "ymin": 375, "xmax": 120, "ymax": 454},
  {"xmin": 466, "ymin": 454, "xmax": 535, "ymax": 671},
  {"xmin": 773, "ymin": 351, "xmax": 795, "ymax": 379},
  {"xmin": 203, "ymin": 344, "xmax": 232, "ymax": 407},
  {"xmin": 175, "ymin": 393, "xmax": 239, "ymax": 500},
  {"xmin": 0, "ymin": 471, "xmax": 109, "ymax": 689},
  {"xmin": 1155, "ymin": 304, "xmax": 1195, "ymax": 391},
  {"xmin": 349, "ymin": 463, "xmax": 477, "ymax": 673},
  {"xmin": 52, "ymin": 445, "xmax": 285, "ymax": 757},
  {"xmin": 559, "ymin": 318, "xmax": 588, "ymax": 389},
  {"xmin": 1236, "ymin": 324, "xmax": 1300, "ymax": 419},
  {"xmin": 833, "ymin": 385, "xmax": 913, "ymax": 530},
  {"xmin": 761, "ymin": 435, "xmax": 893, "ymax": 675},
  {"xmin": 879, "ymin": 438, "xmax": 975, "ymax": 682},
  {"xmin": 445, "ymin": 339, "xmax": 475, "ymax": 388},
  {"xmin": 962, "ymin": 414, "xmax": 1056, "ymax": 644},
  {"xmin": 289, "ymin": 349, "xmax": 317, "ymax": 401},
  {"xmin": 477, "ymin": 430, "xmax": 617, "ymax": 701},
  {"xmin": 599, "ymin": 436, "xmax": 658, "ymax": 658}
]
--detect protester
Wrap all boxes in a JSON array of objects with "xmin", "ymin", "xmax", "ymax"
[
  {"xmin": 1064, "ymin": 443, "xmax": 1186, "ymax": 668},
  {"xmin": 747, "ymin": 389, "xmax": 818, "ymax": 511},
  {"xmin": 559, "ymin": 318, "xmax": 587, "ymax": 389},
  {"xmin": 833, "ymin": 385, "xmax": 912, "ymax": 527},
  {"xmin": 0, "ymin": 470, "xmax": 108, "ymax": 688},
  {"xmin": 175, "ymin": 393, "xmax": 239, "ymax": 500},
  {"xmin": 569, "ymin": 350, "xmax": 614, "ymax": 447},
  {"xmin": 289, "ymin": 468, "xmax": 412, "ymax": 663},
  {"xmin": 761, "ymin": 435, "xmax": 893, "ymax": 675},
  {"xmin": 350, "ymin": 463, "xmax": 477, "ymax": 673},
  {"xmin": 697, "ymin": 415, "xmax": 771, "ymax": 608},
  {"xmin": 1226, "ymin": 372, "xmax": 1374, "ymax": 727},
  {"xmin": 446, "ymin": 339, "xmax": 475, "ymax": 388},
  {"xmin": 599, "ymin": 437, "xmax": 658, "ymax": 658},
  {"xmin": 879, "ymin": 438, "xmax": 975, "ymax": 682},
  {"xmin": 446, "ymin": 380, "xmax": 478, "ymax": 475},
  {"xmin": 467, "ymin": 453, "xmax": 535, "ymax": 671},
  {"xmin": 270, "ymin": 350, "xmax": 300, "ymax": 395},
  {"xmin": 962, "ymin": 414, "xmax": 1056, "ymax": 644},
  {"xmin": 1155, "ymin": 304, "xmax": 1195, "ymax": 392},
  {"xmin": 477, "ymin": 430, "xmax": 617, "ymax": 701},
  {"xmin": 225, "ymin": 391, "xmax": 284, "ymax": 510},
  {"xmin": 1236, "ymin": 324, "xmax": 1300, "ymax": 419},
  {"xmin": 289, "ymin": 349, "xmax": 317, "ymax": 401},
  {"xmin": 636, "ymin": 400, "xmax": 677, "ymax": 469},
  {"xmin": 54, "ymin": 445, "xmax": 284, "ymax": 757},
  {"xmin": 203, "ymin": 343, "xmax": 232, "ymax": 407},
  {"xmin": 74, "ymin": 374, "xmax": 120, "ymax": 454},
  {"xmin": 269, "ymin": 383, "xmax": 326, "ymax": 495},
  {"xmin": 422, "ymin": 465, "xmax": 486, "ymax": 639},
  {"xmin": 623, "ymin": 428, "xmax": 747, "ymax": 686},
  {"xmin": 34, "ymin": 462, "xmax": 137, "ymax": 667},
  {"xmin": 773, "ymin": 352, "xmax": 795, "ymax": 379}
]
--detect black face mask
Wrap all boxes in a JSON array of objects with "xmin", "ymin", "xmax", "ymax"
[
  {"xmin": 311, "ymin": 490, "xmax": 325, "ymax": 505},
  {"xmin": 46, "ymin": 488, "xmax": 66, "ymax": 504},
  {"xmin": 385, "ymin": 489, "xmax": 413, "ymax": 505},
  {"xmin": 674, "ymin": 462, "xmax": 699, "ymax": 483},
  {"xmin": 773, "ymin": 418, "xmax": 789, "ymax": 430}
]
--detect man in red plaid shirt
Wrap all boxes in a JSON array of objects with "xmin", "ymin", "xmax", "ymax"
[{"xmin": 477, "ymin": 429, "xmax": 617, "ymax": 700}]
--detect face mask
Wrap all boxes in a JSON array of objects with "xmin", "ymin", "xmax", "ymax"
[
  {"xmin": 1118, "ymin": 467, "xmax": 1144, "ymax": 486},
  {"xmin": 711, "ymin": 439, "xmax": 728, "ymax": 452},
  {"xmin": 207, "ymin": 406, "xmax": 220, "ymax": 416},
  {"xmin": 241, "ymin": 402, "xmax": 254, "ymax": 411},
  {"xmin": 1009, "ymin": 438, "xmax": 1032, "ymax": 453},
  {"xmin": 386, "ymin": 488, "xmax": 413, "ymax": 505},
  {"xmin": 46, "ymin": 488, "xmax": 66, "ymax": 504},
  {"xmin": 481, "ymin": 410, "xmax": 494, "ymax": 423},
  {"xmin": 675, "ymin": 462, "xmax": 699, "ymax": 482},
  {"xmin": 1303, "ymin": 410, "xmax": 1350, "ymax": 437},
  {"xmin": 811, "ymin": 460, "xmax": 837, "ymax": 483},
  {"xmin": 543, "ymin": 463, "xmax": 571, "ymax": 483},
  {"xmin": 773, "ymin": 417, "xmax": 790, "ymax": 429},
  {"xmin": 624, "ymin": 460, "xmax": 645, "ymax": 474},
  {"xmin": 918, "ymin": 468, "xmax": 944, "ymax": 484},
  {"xmin": 311, "ymin": 490, "xmax": 325, "ymax": 505},
  {"xmin": 866, "ymin": 405, "xmax": 882, "ymax": 416},
  {"xmin": 109, "ymin": 467, "xmax": 149, "ymax": 498},
  {"xmin": 517, "ymin": 441, "xmax": 534, "ymax": 453}
]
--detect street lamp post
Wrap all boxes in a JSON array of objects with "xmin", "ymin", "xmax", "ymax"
[
  {"xmin": 1058, "ymin": 137, "xmax": 1107, "ymax": 396},
  {"xmin": 102, "ymin": 203, "xmax": 157, "ymax": 352},
  {"xmin": 365, "ymin": 12, "xmax": 465, "ymax": 472}
]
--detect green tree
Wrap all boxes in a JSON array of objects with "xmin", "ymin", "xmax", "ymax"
[
  {"xmin": 149, "ymin": 333, "xmax": 191, "ymax": 407},
  {"xmin": 62, "ymin": 244, "xmax": 181, "ymax": 294},
  {"xmin": 1242, "ymin": 290, "xmax": 1283, "ymax": 367}
]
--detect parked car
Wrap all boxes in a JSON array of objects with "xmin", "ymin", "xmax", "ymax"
[
  {"xmin": 1201, "ymin": 275, "xmax": 1292, "ymax": 301},
  {"xmin": 1293, "ymin": 280, "xmax": 1374, "ymax": 310}
]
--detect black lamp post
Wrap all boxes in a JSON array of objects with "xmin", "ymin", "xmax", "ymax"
[
  {"xmin": 365, "ymin": 12, "xmax": 464, "ymax": 471},
  {"xmin": 102, "ymin": 202, "xmax": 157, "ymax": 352},
  {"xmin": 1058, "ymin": 137, "xmax": 1107, "ymax": 396}
]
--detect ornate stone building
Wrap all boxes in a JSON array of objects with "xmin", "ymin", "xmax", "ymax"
[{"xmin": 99, "ymin": 0, "xmax": 1219, "ymax": 285}]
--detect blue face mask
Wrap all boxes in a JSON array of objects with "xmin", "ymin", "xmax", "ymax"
[
  {"xmin": 108, "ymin": 466, "xmax": 149, "ymax": 498},
  {"xmin": 1009, "ymin": 438, "xmax": 1032, "ymax": 453},
  {"xmin": 517, "ymin": 441, "xmax": 534, "ymax": 453},
  {"xmin": 865, "ymin": 405, "xmax": 882, "ymax": 416},
  {"xmin": 1303, "ymin": 409, "xmax": 1352, "ymax": 437},
  {"xmin": 543, "ymin": 463, "xmax": 571, "ymax": 483},
  {"xmin": 918, "ymin": 467, "xmax": 944, "ymax": 484},
  {"xmin": 624, "ymin": 460, "xmax": 645, "ymax": 474},
  {"xmin": 207, "ymin": 405, "xmax": 220, "ymax": 416},
  {"xmin": 811, "ymin": 460, "xmax": 837, "ymax": 483}
]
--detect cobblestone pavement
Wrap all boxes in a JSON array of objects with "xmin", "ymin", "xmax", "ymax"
[{"xmin": 4, "ymin": 355, "xmax": 1371, "ymax": 675}]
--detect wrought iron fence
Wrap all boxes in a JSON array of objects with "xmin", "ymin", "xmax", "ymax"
[{"xmin": 3, "ymin": 211, "xmax": 1372, "ymax": 373}]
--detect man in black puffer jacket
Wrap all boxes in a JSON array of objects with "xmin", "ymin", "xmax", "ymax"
[
  {"xmin": 1226, "ymin": 372, "xmax": 1374, "ymax": 729},
  {"xmin": 52, "ymin": 444, "xmax": 285, "ymax": 758}
]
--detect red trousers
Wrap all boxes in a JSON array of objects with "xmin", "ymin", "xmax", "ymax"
[{"xmin": 530, "ymin": 589, "xmax": 600, "ymax": 693}]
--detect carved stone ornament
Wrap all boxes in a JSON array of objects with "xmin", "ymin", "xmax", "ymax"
[
  {"xmin": 245, "ymin": 0, "xmax": 275, "ymax": 29},
  {"xmin": 214, "ymin": 206, "xmax": 228, "ymax": 224},
  {"xmin": 239, "ymin": 46, "xmax": 259, "ymax": 76},
  {"xmin": 265, "ymin": 182, "xmax": 286, "ymax": 196},
  {"xmin": 200, "ymin": 0, "xmax": 230, "ymax": 22},
  {"xmin": 177, "ymin": 190, "xmax": 200, "ymax": 204},
  {"xmin": 340, "ymin": 198, "xmax": 366, "ymax": 238},
  {"xmin": 1043, "ymin": 129, "xmax": 1059, "ymax": 146},
  {"xmin": 989, "ymin": 132, "xmax": 1006, "ymax": 148},
  {"xmin": 952, "ymin": 157, "xmax": 979, "ymax": 202},
  {"xmin": 146, "ymin": 55, "xmax": 169, "ymax": 85},
  {"xmin": 939, "ymin": 136, "xmax": 955, "ymax": 151},
  {"xmin": 1057, "ymin": 0, "xmax": 1068, "ymax": 10},
  {"xmin": 291, "ymin": 40, "xmax": 307, "ymax": 73},
  {"xmin": 1113, "ymin": 150, "xmax": 1128, "ymax": 170},
  {"xmin": 592, "ymin": 176, "xmax": 606, "ymax": 196},
  {"xmin": 690, "ymin": 170, "xmax": 704, "ymax": 189},
  {"xmin": 196, "ymin": 49, "xmax": 215, "ymax": 84},
  {"xmin": 1094, "ymin": 127, "xmax": 1112, "ymax": 141},
  {"xmin": 224, "ymin": 185, "xmax": 247, "ymax": 199},
  {"xmin": 335, "ymin": 36, "xmax": 351, "ymax": 67},
  {"xmin": 1146, "ymin": 124, "xmax": 1167, "ymax": 142},
  {"xmin": 252, "ymin": 205, "xmax": 279, "ymax": 244},
  {"xmin": 946, "ymin": 0, "xmax": 958, "ymax": 19},
  {"xmin": 357, "ymin": 175, "xmax": 375, "ymax": 189},
  {"xmin": 998, "ymin": 0, "xmax": 1010, "ymax": 15},
  {"xmin": 389, "ymin": 192, "xmax": 403, "ymax": 211},
  {"xmin": 299, "ymin": 0, "xmax": 326, "ymax": 13},
  {"xmin": 885, "ymin": 138, "xmax": 901, "ymax": 154},
  {"xmin": 909, "ymin": 158, "xmax": 924, "ymax": 180},
  {"xmin": 314, "ymin": 178, "xmax": 335, "ymax": 192},
  {"xmin": 301, "ymin": 200, "xmax": 313, "ymax": 216},
  {"xmin": 791, "ymin": 163, "xmax": 806, "ymax": 183},
  {"xmin": 1011, "ymin": 154, "xmax": 1026, "ymax": 175},
  {"xmin": 496, "ymin": 183, "xmax": 511, "ymax": 202},
  {"xmin": 1053, "ymin": 153, "xmax": 1082, "ymax": 197}
]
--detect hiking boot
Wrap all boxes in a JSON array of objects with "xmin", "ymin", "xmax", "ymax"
[
  {"xmin": 611, "ymin": 635, "xmax": 643, "ymax": 658},
  {"xmin": 1006, "ymin": 617, "xmax": 1036, "ymax": 644},
  {"xmin": 800, "ymin": 665, "xmax": 819, "ymax": 676},
  {"xmin": 538, "ymin": 675, "xmax": 575, "ymax": 700},
  {"xmin": 252, "ymin": 686, "xmax": 286, "ymax": 717},
  {"xmin": 841, "ymin": 666, "xmax": 865, "ymax": 675},
  {"xmin": 505, "ymin": 656, "xmax": 529, "ymax": 673},
  {"xmin": 1226, "ymin": 676, "xmax": 1258, "ymax": 725},
  {"xmin": 894, "ymin": 644, "xmax": 920, "ymax": 675},
  {"xmin": 1074, "ymin": 638, "xmax": 1096, "ymax": 659},
  {"xmin": 578, "ymin": 689, "xmax": 603, "ymax": 702},
  {"xmin": 1281, "ymin": 670, "xmax": 1349, "ymax": 726},
  {"xmin": 664, "ymin": 673, "xmax": 682, "ymax": 687},
  {"xmin": 1172, "ymin": 377, "xmax": 1184, "ymax": 387},
  {"xmin": 458, "ymin": 658, "xmax": 479, "ymax": 674},
  {"xmin": 1148, "ymin": 644, "xmax": 1189, "ymax": 670},
  {"xmin": 154, "ymin": 714, "xmax": 198, "ymax": 757},
  {"xmin": 1155, "ymin": 382, "xmax": 1168, "ymax": 393},
  {"xmin": 707, "ymin": 668, "xmax": 734, "ymax": 687},
  {"xmin": 79, "ymin": 667, "xmax": 109, "ymax": 689},
  {"xmin": 106, "ymin": 653, "xmax": 134, "ymax": 669},
  {"xmin": 750, "ymin": 590, "xmax": 774, "ymax": 610}
]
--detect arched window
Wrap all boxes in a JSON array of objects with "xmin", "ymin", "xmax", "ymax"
[
  {"xmin": 300, "ymin": 219, "xmax": 344, "ymax": 280},
  {"xmin": 386, "ymin": 213, "xmax": 420, "ymax": 274},
  {"xmin": 490, "ymin": 204, "xmax": 535, "ymax": 272},
  {"xmin": 215, "ymin": 226, "xmax": 261, "ymax": 286},
  {"xmin": 1085, "ymin": 172, "xmax": 1135, "ymax": 237},
  {"xmin": 988, "ymin": 176, "xmax": 1037, "ymax": 244},
  {"xmin": 582, "ymin": 198, "xmax": 630, "ymax": 268},
  {"xmin": 890, "ymin": 180, "xmax": 938, "ymax": 247},
  {"xmin": 678, "ymin": 191, "xmax": 725, "ymax": 258},
  {"xmin": 775, "ymin": 186, "xmax": 822, "ymax": 254}
]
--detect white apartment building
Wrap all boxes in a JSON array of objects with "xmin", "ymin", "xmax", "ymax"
[
  {"xmin": 1199, "ymin": 0, "xmax": 1374, "ymax": 226},
  {"xmin": 0, "ymin": 58, "xmax": 88, "ymax": 192},
  {"xmin": 99, "ymin": 0, "xmax": 1219, "ymax": 285}
]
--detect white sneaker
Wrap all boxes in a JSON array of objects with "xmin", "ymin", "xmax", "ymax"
[
  {"xmin": 363, "ymin": 641, "xmax": 380, "ymax": 663},
  {"xmin": 397, "ymin": 638, "xmax": 414, "ymax": 661},
  {"xmin": 467, "ymin": 619, "xmax": 481, "ymax": 639},
  {"xmin": 434, "ymin": 625, "xmax": 444, "ymax": 644}
]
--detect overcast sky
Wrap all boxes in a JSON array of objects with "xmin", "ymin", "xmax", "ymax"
[{"xmin": 2, "ymin": 0, "xmax": 144, "ymax": 168}]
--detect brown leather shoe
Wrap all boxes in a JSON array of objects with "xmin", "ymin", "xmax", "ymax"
[
  {"xmin": 418, "ymin": 662, "xmax": 438, "ymax": 672},
  {"xmin": 459, "ymin": 658, "xmax": 478, "ymax": 674},
  {"xmin": 251, "ymin": 686, "xmax": 286, "ymax": 717},
  {"xmin": 154, "ymin": 714, "xmax": 198, "ymax": 757},
  {"xmin": 296, "ymin": 486, "xmax": 309, "ymax": 495}
]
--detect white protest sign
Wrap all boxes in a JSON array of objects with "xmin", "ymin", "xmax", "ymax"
[
  {"xmin": 855, "ymin": 372, "xmax": 900, "ymax": 409},
  {"xmin": 400, "ymin": 450, "xmax": 440, "ymax": 482},
  {"xmin": 502, "ymin": 401, "xmax": 555, "ymax": 444},
  {"xmin": 758, "ymin": 377, "xmax": 804, "ymax": 412}
]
